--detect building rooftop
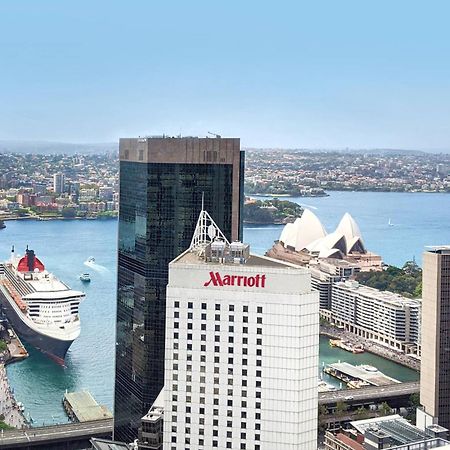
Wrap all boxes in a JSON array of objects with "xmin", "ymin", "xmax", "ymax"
[
  {"xmin": 334, "ymin": 280, "xmax": 421, "ymax": 307},
  {"xmin": 426, "ymin": 245, "xmax": 450, "ymax": 254},
  {"xmin": 64, "ymin": 391, "xmax": 113, "ymax": 422},
  {"xmin": 90, "ymin": 438, "xmax": 131, "ymax": 450},
  {"xmin": 327, "ymin": 362, "xmax": 400, "ymax": 386}
]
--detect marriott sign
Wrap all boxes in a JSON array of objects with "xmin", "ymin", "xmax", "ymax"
[{"xmin": 204, "ymin": 272, "xmax": 267, "ymax": 288}]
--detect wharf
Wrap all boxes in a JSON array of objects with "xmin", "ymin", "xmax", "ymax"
[
  {"xmin": 0, "ymin": 318, "xmax": 28, "ymax": 364},
  {"xmin": 63, "ymin": 391, "xmax": 113, "ymax": 423},
  {"xmin": 324, "ymin": 362, "xmax": 400, "ymax": 388}
]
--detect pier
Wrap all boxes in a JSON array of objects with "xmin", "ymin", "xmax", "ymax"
[
  {"xmin": 63, "ymin": 391, "xmax": 112, "ymax": 423},
  {"xmin": 324, "ymin": 361, "xmax": 400, "ymax": 388}
]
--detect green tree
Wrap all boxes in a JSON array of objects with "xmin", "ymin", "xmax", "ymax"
[
  {"xmin": 61, "ymin": 207, "xmax": 76, "ymax": 218},
  {"xmin": 355, "ymin": 406, "xmax": 370, "ymax": 420},
  {"xmin": 335, "ymin": 401, "xmax": 349, "ymax": 417},
  {"xmin": 379, "ymin": 402, "xmax": 392, "ymax": 416}
]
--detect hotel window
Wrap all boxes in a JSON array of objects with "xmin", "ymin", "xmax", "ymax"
[
  {"xmin": 243, "ymin": 327, "xmax": 248, "ymax": 334},
  {"xmin": 213, "ymin": 429, "xmax": 218, "ymax": 436},
  {"xmin": 202, "ymin": 303, "xmax": 207, "ymax": 310},
  {"xmin": 227, "ymin": 443, "xmax": 232, "ymax": 449},
  {"xmin": 201, "ymin": 355, "xmax": 206, "ymax": 363},
  {"xmin": 201, "ymin": 344, "xmax": 206, "ymax": 351},
  {"xmin": 228, "ymin": 357, "xmax": 233, "ymax": 364},
  {"xmin": 229, "ymin": 305, "xmax": 234, "ymax": 311},
  {"xmin": 257, "ymin": 307, "xmax": 262, "ymax": 314},
  {"xmin": 174, "ymin": 322, "xmax": 179, "ymax": 329},
  {"xmin": 257, "ymin": 328, "xmax": 262, "ymax": 334},
  {"xmin": 215, "ymin": 336, "xmax": 220, "ymax": 342},
  {"xmin": 243, "ymin": 316, "xmax": 248, "ymax": 323},
  {"xmin": 215, "ymin": 325, "xmax": 220, "ymax": 331},
  {"xmin": 188, "ymin": 302, "xmax": 193, "ymax": 309},
  {"xmin": 214, "ymin": 356, "xmax": 220, "ymax": 363},
  {"xmin": 188, "ymin": 323, "xmax": 193, "ymax": 329},
  {"xmin": 243, "ymin": 306, "xmax": 248, "ymax": 312},
  {"xmin": 201, "ymin": 324, "xmax": 206, "ymax": 330},
  {"xmin": 257, "ymin": 338, "xmax": 262, "ymax": 345},
  {"xmin": 256, "ymin": 349, "xmax": 262, "ymax": 356},
  {"xmin": 228, "ymin": 336, "xmax": 234, "ymax": 343},
  {"xmin": 174, "ymin": 311, "xmax": 179, "ymax": 318},
  {"xmin": 215, "ymin": 346, "xmax": 220, "ymax": 352},
  {"xmin": 243, "ymin": 348, "xmax": 248, "ymax": 355},
  {"xmin": 227, "ymin": 410, "xmax": 233, "ymax": 417},
  {"xmin": 227, "ymin": 431, "xmax": 232, "ymax": 438},
  {"xmin": 188, "ymin": 312, "xmax": 193, "ymax": 319},
  {"xmin": 227, "ymin": 420, "xmax": 233, "ymax": 427},
  {"xmin": 243, "ymin": 337, "xmax": 248, "ymax": 344},
  {"xmin": 202, "ymin": 313, "xmax": 207, "ymax": 320},
  {"xmin": 199, "ymin": 428, "xmax": 204, "ymax": 435},
  {"xmin": 174, "ymin": 301, "xmax": 179, "ymax": 308},
  {"xmin": 229, "ymin": 325, "xmax": 234, "ymax": 332},
  {"xmin": 215, "ymin": 304, "xmax": 221, "ymax": 310},
  {"xmin": 257, "ymin": 317, "xmax": 262, "ymax": 324}
]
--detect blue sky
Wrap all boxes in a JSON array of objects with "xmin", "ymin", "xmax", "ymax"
[{"xmin": 1, "ymin": 0, "xmax": 450, "ymax": 150}]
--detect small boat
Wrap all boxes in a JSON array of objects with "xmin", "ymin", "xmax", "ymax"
[
  {"xmin": 17, "ymin": 402, "xmax": 25, "ymax": 412},
  {"xmin": 87, "ymin": 257, "xmax": 95, "ymax": 264},
  {"xmin": 388, "ymin": 218, "xmax": 394, "ymax": 227},
  {"xmin": 79, "ymin": 273, "xmax": 91, "ymax": 282}
]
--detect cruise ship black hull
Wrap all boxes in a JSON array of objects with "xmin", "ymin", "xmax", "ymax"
[{"xmin": 0, "ymin": 292, "xmax": 74, "ymax": 364}]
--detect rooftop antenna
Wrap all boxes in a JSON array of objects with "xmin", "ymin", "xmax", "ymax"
[
  {"xmin": 207, "ymin": 131, "xmax": 222, "ymax": 138},
  {"xmin": 190, "ymin": 208, "xmax": 230, "ymax": 252}
]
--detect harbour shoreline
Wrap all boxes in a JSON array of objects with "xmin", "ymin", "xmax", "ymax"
[{"xmin": 320, "ymin": 324, "xmax": 420, "ymax": 372}]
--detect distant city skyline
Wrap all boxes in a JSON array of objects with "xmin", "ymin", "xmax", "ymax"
[{"xmin": 2, "ymin": 1, "xmax": 450, "ymax": 150}]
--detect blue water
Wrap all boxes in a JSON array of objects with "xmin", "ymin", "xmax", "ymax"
[{"xmin": 0, "ymin": 191, "xmax": 448, "ymax": 424}]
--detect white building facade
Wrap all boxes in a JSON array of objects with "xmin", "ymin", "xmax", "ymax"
[
  {"xmin": 163, "ymin": 241, "xmax": 319, "ymax": 449},
  {"xmin": 331, "ymin": 281, "xmax": 421, "ymax": 353}
]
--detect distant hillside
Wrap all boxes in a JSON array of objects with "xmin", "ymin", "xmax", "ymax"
[{"xmin": 0, "ymin": 140, "xmax": 118, "ymax": 155}]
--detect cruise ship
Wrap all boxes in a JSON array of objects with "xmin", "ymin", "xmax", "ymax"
[{"xmin": 0, "ymin": 247, "xmax": 84, "ymax": 364}]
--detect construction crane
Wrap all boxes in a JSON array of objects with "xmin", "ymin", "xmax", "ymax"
[{"xmin": 207, "ymin": 131, "xmax": 222, "ymax": 138}]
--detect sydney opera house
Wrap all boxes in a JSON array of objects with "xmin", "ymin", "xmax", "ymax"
[{"xmin": 267, "ymin": 209, "xmax": 382, "ymax": 271}]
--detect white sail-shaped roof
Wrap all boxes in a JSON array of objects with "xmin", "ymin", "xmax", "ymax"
[
  {"xmin": 293, "ymin": 209, "xmax": 327, "ymax": 252},
  {"xmin": 306, "ymin": 231, "xmax": 347, "ymax": 257},
  {"xmin": 335, "ymin": 212, "xmax": 366, "ymax": 253},
  {"xmin": 279, "ymin": 222, "xmax": 295, "ymax": 247}
]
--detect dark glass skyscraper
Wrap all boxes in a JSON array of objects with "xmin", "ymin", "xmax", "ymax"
[{"xmin": 114, "ymin": 137, "xmax": 244, "ymax": 442}]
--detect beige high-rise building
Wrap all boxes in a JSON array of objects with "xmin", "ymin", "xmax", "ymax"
[{"xmin": 420, "ymin": 246, "xmax": 450, "ymax": 430}]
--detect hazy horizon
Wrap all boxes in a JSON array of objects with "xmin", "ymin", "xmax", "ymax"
[{"xmin": 2, "ymin": 1, "xmax": 450, "ymax": 150}]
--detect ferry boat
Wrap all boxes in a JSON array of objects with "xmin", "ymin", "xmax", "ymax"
[
  {"xmin": 329, "ymin": 338, "xmax": 365, "ymax": 354},
  {"xmin": 79, "ymin": 273, "xmax": 91, "ymax": 283},
  {"xmin": 0, "ymin": 247, "xmax": 85, "ymax": 364}
]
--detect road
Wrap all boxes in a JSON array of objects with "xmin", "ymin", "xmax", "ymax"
[
  {"xmin": 0, "ymin": 418, "xmax": 112, "ymax": 447},
  {"xmin": 319, "ymin": 381, "xmax": 419, "ymax": 405}
]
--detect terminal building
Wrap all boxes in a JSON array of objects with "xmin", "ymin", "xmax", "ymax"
[
  {"xmin": 329, "ymin": 281, "xmax": 421, "ymax": 354},
  {"xmin": 161, "ymin": 209, "xmax": 319, "ymax": 449}
]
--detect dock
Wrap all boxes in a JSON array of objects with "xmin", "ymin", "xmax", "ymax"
[
  {"xmin": 63, "ymin": 391, "xmax": 113, "ymax": 423},
  {"xmin": 324, "ymin": 362, "xmax": 400, "ymax": 388}
]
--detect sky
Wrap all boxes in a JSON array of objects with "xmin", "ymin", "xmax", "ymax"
[{"xmin": 1, "ymin": 0, "xmax": 450, "ymax": 150}]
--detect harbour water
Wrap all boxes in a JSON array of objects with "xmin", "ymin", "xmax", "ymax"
[{"xmin": 0, "ymin": 191, "xmax": 448, "ymax": 424}]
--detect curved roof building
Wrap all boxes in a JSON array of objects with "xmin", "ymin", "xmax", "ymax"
[
  {"xmin": 336, "ymin": 212, "xmax": 366, "ymax": 254},
  {"xmin": 279, "ymin": 209, "xmax": 327, "ymax": 252},
  {"xmin": 278, "ymin": 210, "xmax": 367, "ymax": 258}
]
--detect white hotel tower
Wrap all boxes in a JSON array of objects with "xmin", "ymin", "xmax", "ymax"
[{"xmin": 163, "ymin": 210, "xmax": 319, "ymax": 450}]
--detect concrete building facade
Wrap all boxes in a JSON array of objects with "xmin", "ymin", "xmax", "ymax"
[
  {"xmin": 330, "ymin": 281, "xmax": 421, "ymax": 353},
  {"xmin": 163, "ymin": 215, "xmax": 319, "ymax": 449},
  {"xmin": 420, "ymin": 246, "xmax": 450, "ymax": 430}
]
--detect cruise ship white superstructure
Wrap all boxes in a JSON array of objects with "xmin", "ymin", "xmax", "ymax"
[{"xmin": 0, "ymin": 247, "xmax": 84, "ymax": 363}]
